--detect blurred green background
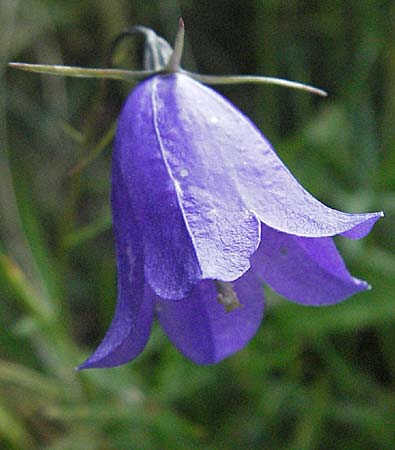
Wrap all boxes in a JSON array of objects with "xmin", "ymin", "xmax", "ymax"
[{"xmin": 1, "ymin": 1, "xmax": 394, "ymax": 449}]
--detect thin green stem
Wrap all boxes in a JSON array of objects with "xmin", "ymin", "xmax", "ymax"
[
  {"xmin": 68, "ymin": 122, "xmax": 117, "ymax": 176},
  {"xmin": 186, "ymin": 71, "xmax": 328, "ymax": 97}
]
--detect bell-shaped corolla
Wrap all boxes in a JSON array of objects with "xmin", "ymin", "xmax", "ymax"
[{"xmin": 78, "ymin": 73, "xmax": 382, "ymax": 369}]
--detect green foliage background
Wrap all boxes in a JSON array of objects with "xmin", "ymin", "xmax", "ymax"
[{"xmin": 1, "ymin": 1, "xmax": 394, "ymax": 449}]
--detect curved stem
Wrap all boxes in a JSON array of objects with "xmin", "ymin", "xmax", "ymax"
[
  {"xmin": 108, "ymin": 25, "xmax": 172, "ymax": 71},
  {"xmin": 186, "ymin": 71, "xmax": 328, "ymax": 97},
  {"xmin": 108, "ymin": 25, "xmax": 156, "ymax": 65}
]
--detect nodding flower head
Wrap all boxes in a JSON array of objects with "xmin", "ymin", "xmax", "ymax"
[
  {"xmin": 75, "ymin": 22, "xmax": 382, "ymax": 369},
  {"xmin": 9, "ymin": 20, "xmax": 382, "ymax": 369}
]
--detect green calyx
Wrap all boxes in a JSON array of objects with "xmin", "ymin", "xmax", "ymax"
[{"xmin": 8, "ymin": 20, "xmax": 327, "ymax": 97}]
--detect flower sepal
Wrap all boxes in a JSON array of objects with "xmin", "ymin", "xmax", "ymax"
[{"xmin": 8, "ymin": 19, "xmax": 328, "ymax": 96}]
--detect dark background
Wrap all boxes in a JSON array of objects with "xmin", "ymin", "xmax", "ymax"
[{"xmin": 0, "ymin": 1, "xmax": 394, "ymax": 449}]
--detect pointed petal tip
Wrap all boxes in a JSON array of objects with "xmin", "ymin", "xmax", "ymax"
[
  {"xmin": 341, "ymin": 211, "xmax": 384, "ymax": 240},
  {"xmin": 352, "ymin": 277, "xmax": 369, "ymax": 290},
  {"xmin": 75, "ymin": 355, "xmax": 113, "ymax": 371},
  {"xmin": 75, "ymin": 362, "xmax": 88, "ymax": 372},
  {"xmin": 75, "ymin": 345, "xmax": 140, "ymax": 370},
  {"xmin": 351, "ymin": 276, "xmax": 370, "ymax": 290},
  {"xmin": 74, "ymin": 354, "xmax": 100, "ymax": 372},
  {"xmin": 298, "ymin": 278, "xmax": 369, "ymax": 307},
  {"xmin": 75, "ymin": 355, "xmax": 120, "ymax": 371},
  {"xmin": 73, "ymin": 291, "xmax": 155, "ymax": 371}
]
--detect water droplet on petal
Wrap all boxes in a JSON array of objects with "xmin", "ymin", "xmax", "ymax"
[
  {"xmin": 210, "ymin": 116, "xmax": 219, "ymax": 124},
  {"xmin": 179, "ymin": 168, "xmax": 189, "ymax": 178}
]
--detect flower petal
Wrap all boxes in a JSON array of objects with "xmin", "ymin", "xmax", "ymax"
[
  {"xmin": 175, "ymin": 75, "xmax": 382, "ymax": 238},
  {"xmin": 156, "ymin": 270, "xmax": 264, "ymax": 364},
  {"xmin": 78, "ymin": 163, "xmax": 154, "ymax": 370},
  {"xmin": 115, "ymin": 74, "xmax": 260, "ymax": 299},
  {"xmin": 115, "ymin": 79, "xmax": 202, "ymax": 300},
  {"xmin": 252, "ymin": 224, "xmax": 369, "ymax": 306},
  {"xmin": 153, "ymin": 75, "xmax": 261, "ymax": 280}
]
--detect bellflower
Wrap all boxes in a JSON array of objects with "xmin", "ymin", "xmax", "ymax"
[
  {"xmin": 77, "ymin": 24, "xmax": 382, "ymax": 369},
  {"xmin": 77, "ymin": 70, "xmax": 382, "ymax": 368},
  {"xmin": 9, "ymin": 20, "xmax": 383, "ymax": 368}
]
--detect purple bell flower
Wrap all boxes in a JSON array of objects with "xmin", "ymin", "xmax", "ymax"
[
  {"xmin": 8, "ymin": 20, "xmax": 383, "ymax": 369},
  {"xmin": 78, "ymin": 70, "xmax": 382, "ymax": 369}
]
